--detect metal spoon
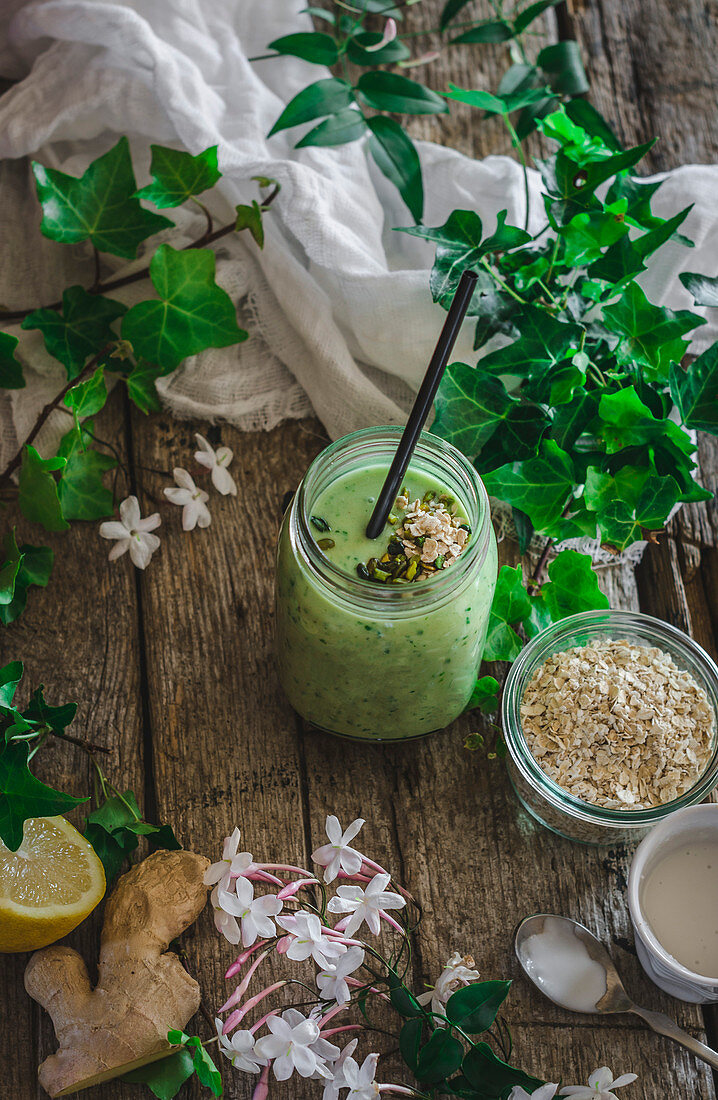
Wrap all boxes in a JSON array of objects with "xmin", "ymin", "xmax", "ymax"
[{"xmin": 515, "ymin": 914, "xmax": 718, "ymax": 1071}]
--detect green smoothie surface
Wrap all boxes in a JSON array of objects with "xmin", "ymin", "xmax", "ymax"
[{"xmin": 309, "ymin": 463, "xmax": 471, "ymax": 582}]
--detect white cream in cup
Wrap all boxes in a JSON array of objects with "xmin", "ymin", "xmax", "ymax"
[{"xmin": 628, "ymin": 803, "xmax": 718, "ymax": 1003}]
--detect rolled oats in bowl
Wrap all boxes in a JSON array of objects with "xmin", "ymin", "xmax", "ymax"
[{"xmin": 502, "ymin": 611, "xmax": 718, "ymax": 845}]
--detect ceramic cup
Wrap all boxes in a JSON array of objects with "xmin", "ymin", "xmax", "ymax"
[{"xmin": 628, "ymin": 803, "xmax": 718, "ymax": 1003}]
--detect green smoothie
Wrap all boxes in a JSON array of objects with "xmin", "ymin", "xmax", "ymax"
[{"xmin": 275, "ymin": 428, "xmax": 498, "ymax": 742}]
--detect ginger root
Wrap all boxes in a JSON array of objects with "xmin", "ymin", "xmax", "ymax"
[{"xmin": 24, "ymin": 848, "xmax": 209, "ymax": 1098}]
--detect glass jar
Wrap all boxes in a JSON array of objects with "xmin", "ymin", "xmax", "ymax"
[
  {"xmin": 502, "ymin": 610, "xmax": 718, "ymax": 845},
  {"xmin": 275, "ymin": 426, "xmax": 497, "ymax": 742}
]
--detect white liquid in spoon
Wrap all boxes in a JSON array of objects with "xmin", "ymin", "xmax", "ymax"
[
  {"xmin": 521, "ymin": 917, "xmax": 607, "ymax": 1012},
  {"xmin": 641, "ymin": 842, "xmax": 718, "ymax": 978}
]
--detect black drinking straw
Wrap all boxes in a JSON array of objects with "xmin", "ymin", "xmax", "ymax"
[{"xmin": 365, "ymin": 268, "xmax": 478, "ymax": 540}]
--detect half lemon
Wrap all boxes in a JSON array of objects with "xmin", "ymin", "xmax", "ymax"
[{"xmin": 0, "ymin": 815, "xmax": 106, "ymax": 953}]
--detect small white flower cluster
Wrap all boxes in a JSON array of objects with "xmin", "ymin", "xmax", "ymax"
[
  {"xmin": 509, "ymin": 1068, "xmax": 638, "ymax": 1100},
  {"xmin": 99, "ymin": 433, "xmax": 236, "ymax": 568}
]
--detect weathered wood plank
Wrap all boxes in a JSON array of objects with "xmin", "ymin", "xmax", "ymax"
[{"xmin": 0, "ymin": 396, "xmax": 145, "ymax": 1100}]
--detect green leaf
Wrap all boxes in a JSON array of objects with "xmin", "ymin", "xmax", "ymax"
[
  {"xmin": 482, "ymin": 440, "xmax": 575, "ymax": 536},
  {"xmin": 432, "ymin": 365, "xmax": 516, "ymax": 458},
  {"xmin": 585, "ymin": 466, "xmax": 684, "ymax": 550},
  {"xmin": 235, "ymin": 200, "xmax": 264, "ymax": 246},
  {"xmin": 399, "ymin": 1018, "xmax": 422, "ymax": 1073},
  {"xmin": 451, "ymin": 20, "xmax": 513, "ymax": 44},
  {"xmin": 18, "ymin": 446, "xmax": 69, "ymax": 533},
  {"xmin": 0, "ymin": 333, "xmax": 25, "ymax": 389},
  {"xmin": 122, "ymin": 1049, "xmax": 195, "ymax": 1099},
  {"xmin": 296, "ymin": 108, "xmax": 367, "ymax": 148},
  {"xmin": 268, "ymin": 31, "xmax": 339, "ymax": 65},
  {"xmin": 0, "ymin": 530, "xmax": 23, "ymax": 607},
  {"xmin": 440, "ymin": 0, "xmax": 472, "ymax": 28},
  {"xmin": 0, "ymin": 543, "xmax": 53, "ymax": 627},
  {"xmin": 268, "ymin": 78, "xmax": 354, "ymax": 136},
  {"xmin": 356, "ymin": 72, "xmax": 449, "ymax": 116},
  {"xmin": 680, "ymin": 271, "xmax": 718, "ymax": 308},
  {"xmin": 136, "ymin": 144, "xmax": 221, "ymax": 209},
  {"xmin": 444, "ymin": 82, "xmax": 553, "ymax": 117},
  {"xmin": 126, "ymin": 361, "xmax": 164, "ymax": 414},
  {"xmin": 565, "ymin": 99, "xmax": 622, "ymax": 151},
  {"xmin": 537, "ymin": 41, "xmax": 589, "ymax": 95},
  {"xmin": 602, "ymin": 282, "xmax": 703, "ymax": 381},
  {"xmin": 367, "ymin": 117, "xmax": 423, "ymax": 223},
  {"xmin": 415, "ymin": 1029, "xmax": 464, "ymax": 1084},
  {"xmin": 537, "ymin": 549, "xmax": 608, "ymax": 624},
  {"xmin": 445, "ymin": 979, "xmax": 511, "ymax": 1032},
  {"xmin": 462, "ymin": 1042, "xmax": 543, "ymax": 1095},
  {"xmin": 670, "ymin": 345, "xmax": 718, "ymax": 435},
  {"xmin": 58, "ymin": 448, "xmax": 116, "ymax": 521},
  {"xmin": 32, "ymin": 137, "xmax": 172, "ymax": 259},
  {"xmin": 121, "ymin": 244, "xmax": 248, "ymax": 371},
  {"xmin": 478, "ymin": 307, "xmax": 582, "ymax": 380},
  {"xmin": 186, "ymin": 1038, "xmax": 222, "ymax": 1096},
  {"xmin": 559, "ymin": 206, "xmax": 630, "ymax": 265},
  {"xmin": 0, "ymin": 661, "xmax": 23, "ymax": 708},
  {"xmin": 346, "ymin": 31, "xmax": 410, "ymax": 65},
  {"xmin": 146, "ymin": 822, "xmax": 182, "ymax": 853},
  {"xmin": 0, "ymin": 739, "xmax": 86, "ymax": 851},
  {"xmin": 597, "ymin": 387, "xmax": 695, "ymax": 457},
  {"xmin": 468, "ymin": 675, "xmax": 500, "ymax": 713},
  {"xmin": 23, "ymin": 686, "xmax": 77, "ymax": 733},
  {"xmin": 23, "ymin": 286, "xmax": 126, "ymax": 382},
  {"xmin": 513, "ymin": 0, "xmax": 562, "ymax": 34},
  {"xmin": 64, "ymin": 366, "xmax": 108, "ymax": 418},
  {"xmin": 484, "ymin": 565, "xmax": 532, "ymax": 662},
  {"xmin": 513, "ymin": 506, "xmax": 534, "ymax": 554},
  {"xmin": 388, "ymin": 969, "xmax": 424, "ymax": 1018}
]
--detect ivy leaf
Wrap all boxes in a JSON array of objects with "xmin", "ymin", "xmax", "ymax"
[
  {"xmin": 451, "ymin": 20, "xmax": 513, "ymax": 44},
  {"xmin": 126, "ymin": 361, "xmax": 164, "ymax": 414},
  {"xmin": 122, "ymin": 1049, "xmax": 195, "ymax": 1100},
  {"xmin": 444, "ymin": 82, "xmax": 554, "ymax": 117},
  {"xmin": 585, "ymin": 466, "xmax": 684, "ymax": 550},
  {"xmin": 445, "ymin": 979, "xmax": 511, "ymax": 1032},
  {"xmin": 18, "ymin": 446, "xmax": 69, "ymax": 533},
  {"xmin": 32, "ymin": 137, "xmax": 173, "ymax": 259},
  {"xmin": 433, "ymin": 365, "xmax": 518, "ymax": 458},
  {"xmin": 478, "ymin": 307, "xmax": 582, "ymax": 380},
  {"xmin": 58, "ymin": 448, "xmax": 116, "ymax": 521},
  {"xmin": 0, "ymin": 542, "xmax": 53, "ymax": 627},
  {"xmin": 121, "ymin": 244, "xmax": 248, "ymax": 370},
  {"xmin": 268, "ymin": 78, "xmax": 354, "ymax": 136},
  {"xmin": 136, "ymin": 144, "xmax": 221, "ymax": 208},
  {"xmin": 559, "ymin": 206, "xmax": 630, "ymax": 266},
  {"xmin": 0, "ymin": 739, "xmax": 86, "ymax": 851},
  {"xmin": 484, "ymin": 565, "xmax": 532, "ymax": 662},
  {"xmin": 0, "ymin": 530, "xmax": 23, "ymax": 607},
  {"xmin": 597, "ymin": 387, "xmax": 695, "ymax": 457},
  {"xmin": 679, "ymin": 271, "xmax": 718, "ymax": 308},
  {"xmin": 235, "ymin": 201, "xmax": 265, "ymax": 246},
  {"xmin": 64, "ymin": 366, "xmax": 108, "ymax": 418},
  {"xmin": 0, "ymin": 662, "xmax": 23, "ymax": 708},
  {"xmin": 0, "ymin": 333, "xmax": 25, "ymax": 389},
  {"xmin": 415, "ymin": 1029, "xmax": 464, "ymax": 1084},
  {"xmin": 22, "ymin": 287, "xmax": 126, "ymax": 382},
  {"xmin": 356, "ymin": 72, "xmax": 449, "ymax": 116},
  {"xmin": 185, "ymin": 1038, "xmax": 222, "ymax": 1096},
  {"xmin": 23, "ymin": 686, "xmax": 77, "ymax": 732},
  {"xmin": 468, "ymin": 675, "xmax": 500, "ymax": 713},
  {"xmin": 602, "ymin": 282, "xmax": 703, "ymax": 381},
  {"xmin": 366, "ymin": 117, "xmax": 423, "ymax": 224},
  {"xmin": 296, "ymin": 108, "xmax": 367, "ymax": 148},
  {"xmin": 565, "ymin": 99, "xmax": 622, "ymax": 151},
  {"xmin": 550, "ymin": 388, "xmax": 600, "ymax": 450},
  {"xmin": 268, "ymin": 31, "xmax": 339, "ymax": 65},
  {"xmin": 670, "ymin": 345, "xmax": 718, "ymax": 435},
  {"xmin": 482, "ymin": 440, "xmax": 575, "ymax": 536},
  {"xmin": 474, "ymin": 405, "xmax": 549, "ymax": 473},
  {"xmin": 346, "ymin": 31, "xmax": 410, "ymax": 65},
  {"xmin": 528, "ymin": 549, "xmax": 609, "ymax": 637}
]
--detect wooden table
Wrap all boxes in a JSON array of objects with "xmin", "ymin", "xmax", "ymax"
[{"xmin": 2, "ymin": 1, "xmax": 718, "ymax": 1097}]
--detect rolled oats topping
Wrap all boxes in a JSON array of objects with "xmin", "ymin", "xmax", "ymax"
[
  {"xmin": 358, "ymin": 487, "xmax": 471, "ymax": 583},
  {"xmin": 520, "ymin": 638, "xmax": 715, "ymax": 809}
]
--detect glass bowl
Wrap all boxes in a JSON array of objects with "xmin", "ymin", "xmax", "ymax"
[{"xmin": 501, "ymin": 610, "xmax": 718, "ymax": 845}]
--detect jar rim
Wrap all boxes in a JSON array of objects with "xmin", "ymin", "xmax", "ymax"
[
  {"xmin": 502, "ymin": 609, "xmax": 718, "ymax": 828},
  {"xmin": 291, "ymin": 425, "xmax": 493, "ymax": 614}
]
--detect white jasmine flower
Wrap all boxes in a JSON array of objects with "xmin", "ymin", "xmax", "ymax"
[
  {"xmin": 284, "ymin": 1008, "xmax": 340, "ymax": 1066},
  {"xmin": 417, "ymin": 951, "xmax": 481, "ymax": 1017},
  {"xmin": 509, "ymin": 1085, "xmax": 559, "ymax": 1100},
  {"xmin": 276, "ymin": 910, "xmax": 347, "ymax": 967},
  {"xmin": 312, "ymin": 815, "xmax": 366, "ymax": 883},
  {"xmin": 204, "ymin": 827, "xmax": 255, "ymax": 890},
  {"xmin": 254, "ymin": 1009, "xmax": 338, "ymax": 1081},
  {"xmin": 560, "ymin": 1067, "xmax": 638, "ymax": 1099},
  {"xmin": 215, "ymin": 1018, "xmax": 267, "ymax": 1074},
  {"xmin": 321, "ymin": 1039, "xmax": 359, "ymax": 1100},
  {"xmin": 99, "ymin": 495, "xmax": 160, "ymax": 569},
  {"xmin": 210, "ymin": 885, "xmax": 241, "ymax": 944},
  {"xmin": 342, "ymin": 1052, "xmax": 380, "ymax": 1099},
  {"xmin": 217, "ymin": 877, "xmax": 283, "ymax": 947},
  {"xmin": 327, "ymin": 872, "xmax": 405, "ymax": 937},
  {"xmin": 317, "ymin": 946, "xmax": 365, "ymax": 1004},
  {"xmin": 194, "ymin": 432, "xmax": 237, "ymax": 495},
  {"xmin": 164, "ymin": 467, "xmax": 211, "ymax": 530}
]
